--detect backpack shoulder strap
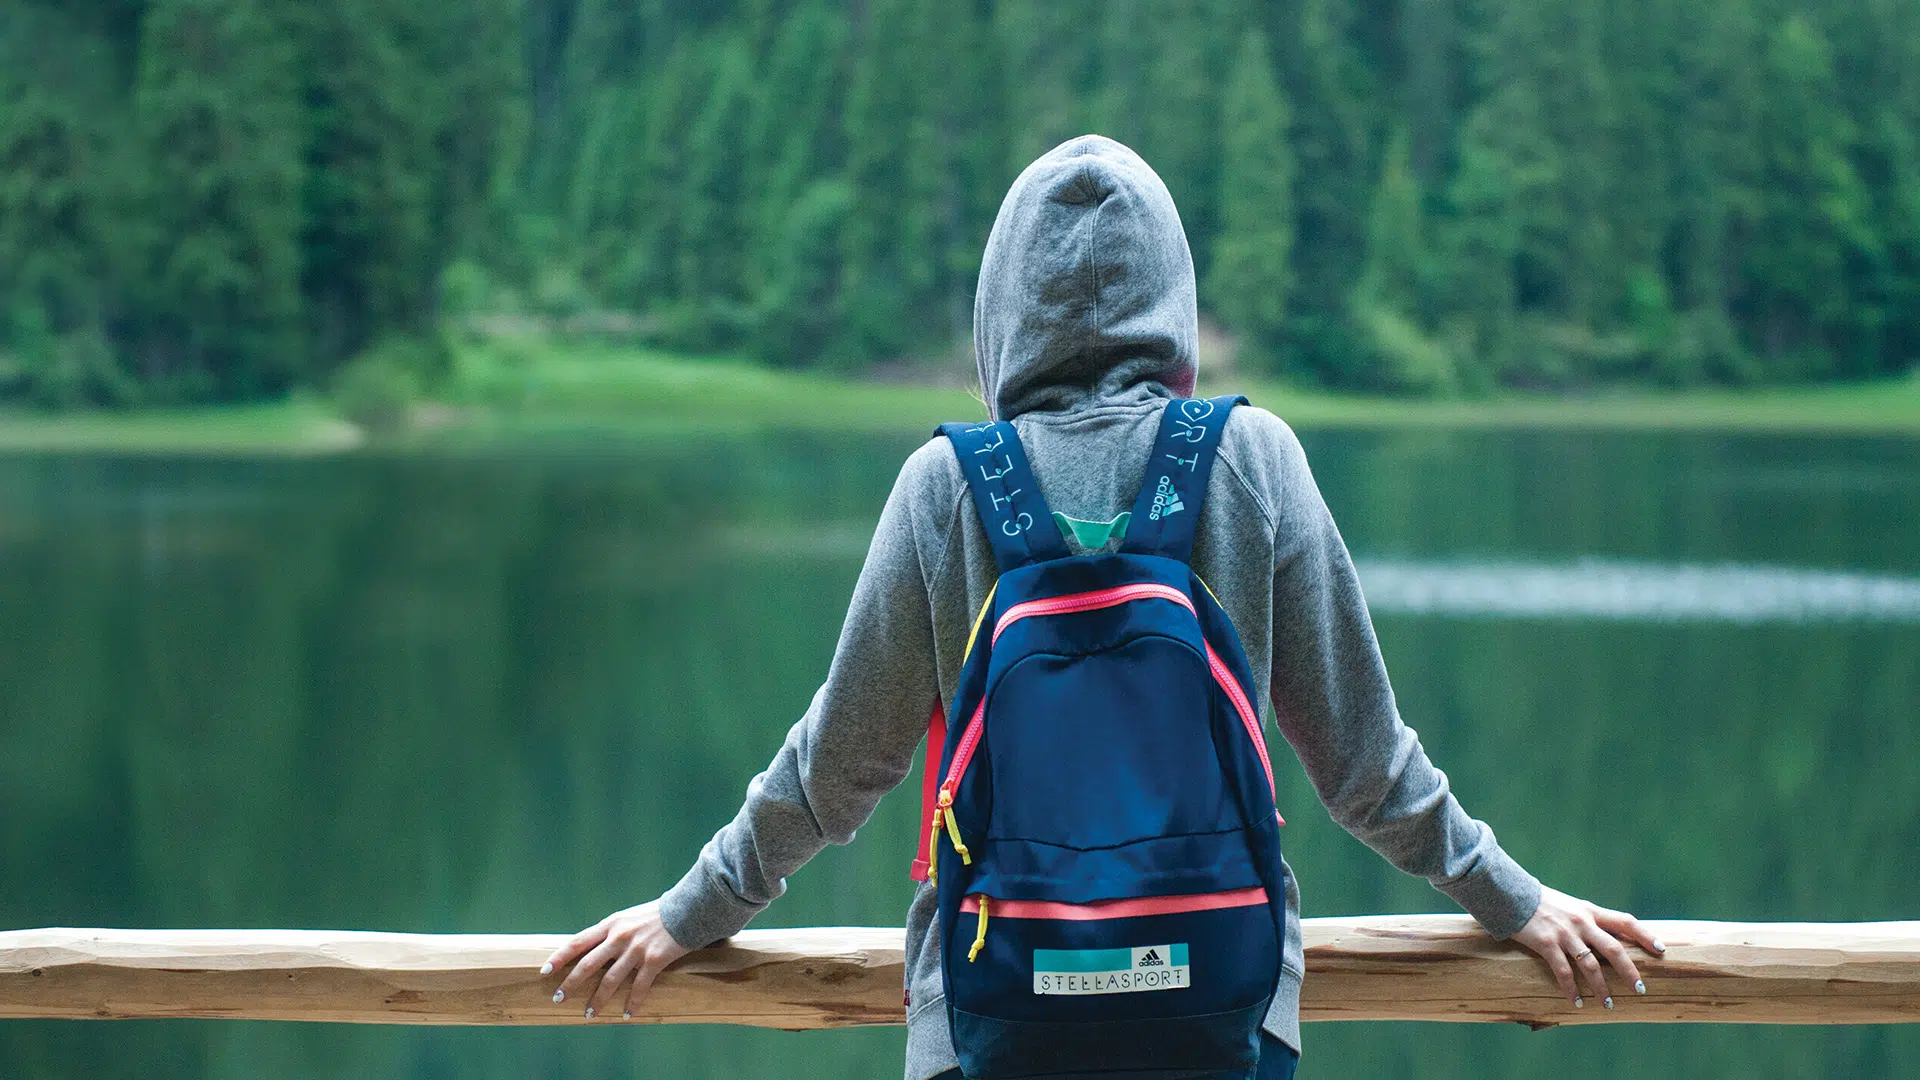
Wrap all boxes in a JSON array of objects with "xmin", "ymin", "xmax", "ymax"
[
  {"xmin": 1119, "ymin": 395, "xmax": 1246, "ymax": 563},
  {"xmin": 937, "ymin": 420, "xmax": 1070, "ymax": 572}
]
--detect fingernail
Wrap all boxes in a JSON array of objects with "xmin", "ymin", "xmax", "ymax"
[
  {"xmin": 1574, "ymin": 996, "xmax": 1583, "ymax": 1008},
  {"xmin": 622, "ymin": 1010, "xmax": 632, "ymax": 1020},
  {"xmin": 584, "ymin": 1006, "xmax": 594, "ymax": 1019},
  {"xmin": 540, "ymin": 962, "xmax": 553, "ymax": 975},
  {"xmin": 1653, "ymin": 939, "xmax": 1667, "ymax": 953},
  {"xmin": 1635, "ymin": 980, "xmax": 1646, "ymax": 995},
  {"xmin": 1604, "ymin": 996, "xmax": 1614, "ymax": 1009},
  {"xmin": 552, "ymin": 990, "xmax": 565, "ymax": 1004}
]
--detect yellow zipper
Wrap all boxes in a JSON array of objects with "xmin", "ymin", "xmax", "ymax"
[
  {"xmin": 968, "ymin": 896, "xmax": 989, "ymax": 962},
  {"xmin": 937, "ymin": 790, "xmax": 971, "ymax": 864},
  {"xmin": 926, "ymin": 809, "xmax": 944, "ymax": 885}
]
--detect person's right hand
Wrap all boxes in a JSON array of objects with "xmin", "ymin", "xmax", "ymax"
[
  {"xmin": 540, "ymin": 899, "xmax": 692, "ymax": 1021},
  {"xmin": 1508, "ymin": 885, "xmax": 1665, "ymax": 1009}
]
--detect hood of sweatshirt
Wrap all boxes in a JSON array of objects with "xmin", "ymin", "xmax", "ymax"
[{"xmin": 974, "ymin": 135, "xmax": 1200, "ymax": 421}]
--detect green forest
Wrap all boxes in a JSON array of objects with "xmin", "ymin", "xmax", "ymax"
[{"xmin": 6, "ymin": 0, "xmax": 1920, "ymax": 408}]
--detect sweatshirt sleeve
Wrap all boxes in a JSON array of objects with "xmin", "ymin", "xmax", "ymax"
[
  {"xmin": 657, "ymin": 451, "xmax": 944, "ymax": 950},
  {"xmin": 1265, "ymin": 426, "xmax": 1542, "ymax": 939}
]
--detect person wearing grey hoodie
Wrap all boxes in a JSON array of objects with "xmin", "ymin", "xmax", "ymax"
[{"xmin": 542, "ymin": 135, "xmax": 1666, "ymax": 1077}]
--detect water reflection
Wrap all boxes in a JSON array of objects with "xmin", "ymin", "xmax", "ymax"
[
  {"xmin": 1354, "ymin": 559, "xmax": 1920, "ymax": 623},
  {"xmin": 720, "ymin": 518, "xmax": 1920, "ymax": 622}
]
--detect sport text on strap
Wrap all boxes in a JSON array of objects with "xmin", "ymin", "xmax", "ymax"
[
  {"xmin": 1120, "ymin": 395, "xmax": 1246, "ymax": 563},
  {"xmin": 936, "ymin": 421, "xmax": 1069, "ymax": 573}
]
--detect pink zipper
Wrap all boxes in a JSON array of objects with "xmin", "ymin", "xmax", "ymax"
[
  {"xmin": 943, "ymin": 581, "xmax": 1282, "ymax": 826},
  {"xmin": 944, "ymin": 584, "xmax": 1196, "ymax": 800},
  {"xmin": 960, "ymin": 886, "xmax": 1268, "ymax": 920},
  {"xmin": 991, "ymin": 583, "xmax": 1194, "ymax": 646},
  {"xmin": 1208, "ymin": 643, "xmax": 1283, "ymax": 825},
  {"xmin": 939, "ymin": 697, "xmax": 987, "ymax": 806}
]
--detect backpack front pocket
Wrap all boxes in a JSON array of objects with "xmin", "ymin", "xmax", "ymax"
[
  {"xmin": 945, "ymin": 885, "xmax": 1278, "ymax": 1078},
  {"xmin": 982, "ymin": 635, "xmax": 1237, "ymax": 853}
]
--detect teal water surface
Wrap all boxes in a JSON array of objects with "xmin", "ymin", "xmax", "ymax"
[{"xmin": 2, "ymin": 429, "xmax": 1917, "ymax": 1079}]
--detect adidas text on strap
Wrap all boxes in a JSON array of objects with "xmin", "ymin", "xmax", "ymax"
[{"xmin": 1120, "ymin": 395, "xmax": 1246, "ymax": 563}]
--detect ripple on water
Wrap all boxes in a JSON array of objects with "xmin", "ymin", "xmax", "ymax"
[{"xmin": 1353, "ymin": 559, "xmax": 1920, "ymax": 623}]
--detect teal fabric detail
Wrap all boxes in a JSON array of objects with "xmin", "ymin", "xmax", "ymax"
[
  {"xmin": 1033, "ymin": 948, "xmax": 1134, "ymax": 973},
  {"xmin": 1032, "ymin": 945, "xmax": 1189, "ymax": 972},
  {"xmin": 1052, "ymin": 511, "xmax": 1132, "ymax": 550}
]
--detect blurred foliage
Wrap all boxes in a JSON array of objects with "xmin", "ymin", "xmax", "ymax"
[
  {"xmin": 6, "ymin": 0, "xmax": 1920, "ymax": 404},
  {"xmin": 1208, "ymin": 30, "xmax": 1295, "ymax": 376},
  {"xmin": 331, "ymin": 338, "xmax": 429, "ymax": 438}
]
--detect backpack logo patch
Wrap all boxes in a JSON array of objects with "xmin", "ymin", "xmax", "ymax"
[
  {"xmin": 1032, "ymin": 945, "xmax": 1190, "ymax": 995},
  {"xmin": 1149, "ymin": 476, "xmax": 1184, "ymax": 520}
]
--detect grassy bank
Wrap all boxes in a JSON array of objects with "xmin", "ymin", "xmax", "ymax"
[
  {"xmin": 3, "ymin": 339, "xmax": 1919, "ymax": 454},
  {"xmin": 446, "ymin": 339, "xmax": 1920, "ymax": 437},
  {"xmin": 436, "ymin": 339, "xmax": 985, "ymax": 439},
  {"xmin": 1238, "ymin": 374, "xmax": 1920, "ymax": 433},
  {"xmin": 0, "ymin": 397, "xmax": 363, "ymax": 455}
]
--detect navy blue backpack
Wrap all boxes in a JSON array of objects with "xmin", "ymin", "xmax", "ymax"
[{"xmin": 913, "ymin": 396, "xmax": 1287, "ymax": 1079}]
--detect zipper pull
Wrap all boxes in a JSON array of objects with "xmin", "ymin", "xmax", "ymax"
[
  {"xmin": 967, "ymin": 896, "xmax": 989, "ymax": 962},
  {"xmin": 926, "ymin": 809, "xmax": 943, "ymax": 885},
  {"xmin": 937, "ymin": 789, "xmax": 971, "ymax": 865}
]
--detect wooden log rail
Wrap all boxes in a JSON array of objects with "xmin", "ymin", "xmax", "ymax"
[{"xmin": 3, "ymin": 917, "xmax": 1917, "ymax": 1029}]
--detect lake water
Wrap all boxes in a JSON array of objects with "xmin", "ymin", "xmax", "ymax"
[{"xmin": 2, "ymin": 428, "xmax": 1917, "ymax": 1079}]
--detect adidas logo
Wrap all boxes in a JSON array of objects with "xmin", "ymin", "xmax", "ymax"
[
  {"xmin": 1148, "ymin": 476, "xmax": 1184, "ymax": 520},
  {"xmin": 1035, "ymin": 945, "xmax": 1187, "ymax": 994}
]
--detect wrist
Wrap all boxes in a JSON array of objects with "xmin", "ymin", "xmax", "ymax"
[
  {"xmin": 1437, "ymin": 847, "xmax": 1542, "ymax": 941},
  {"xmin": 658, "ymin": 861, "xmax": 760, "ymax": 951}
]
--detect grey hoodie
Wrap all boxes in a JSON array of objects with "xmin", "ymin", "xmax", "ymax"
[{"xmin": 659, "ymin": 135, "xmax": 1542, "ymax": 1079}]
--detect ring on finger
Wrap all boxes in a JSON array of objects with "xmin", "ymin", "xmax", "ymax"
[{"xmin": 1571, "ymin": 948, "xmax": 1594, "ymax": 960}]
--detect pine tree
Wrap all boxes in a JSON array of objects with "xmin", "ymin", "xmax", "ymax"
[
  {"xmin": 1352, "ymin": 127, "xmax": 1454, "ymax": 391},
  {"xmin": 1207, "ymin": 30, "xmax": 1295, "ymax": 374},
  {"xmin": 1856, "ymin": 108, "xmax": 1920, "ymax": 377},
  {"xmin": 0, "ymin": 89, "xmax": 99, "ymax": 346},
  {"xmin": 1093, "ymin": 1, "xmax": 1228, "ymax": 275},
  {"xmin": 1659, "ymin": 0, "xmax": 1762, "ymax": 382},
  {"xmin": 293, "ymin": 1, "xmax": 444, "ymax": 368},
  {"xmin": 1435, "ymin": 83, "xmax": 1558, "ymax": 384},
  {"xmin": 12, "ymin": 0, "xmax": 1920, "ymax": 402},
  {"xmin": 838, "ymin": 0, "xmax": 915, "ymax": 360},
  {"xmin": 926, "ymin": 0, "xmax": 1000, "ymax": 344},
  {"xmin": 841, "ymin": 0, "xmax": 970, "ymax": 362},
  {"xmin": 675, "ymin": 37, "xmax": 755, "ymax": 340},
  {"xmin": 742, "ymin": 1, "xmax": 848, "ymax": 308},
  {"xmin": 1276, "ymin": 0, "xmax": 1380, "ymax": 381},
  {"xmin": 290, "ymin": 0, "xmax": 519, "ymax": 375},
  {"xmin": 567, "ymin": 81, "xmax": 649, "ymax": 303},
  {"xmin": 1745, "ymin": 14, "xmax": 1872, "ymax": 378},
  {"xmin": 437, "ymin": 0, "xmax": 525, "ymax": 274},
  {"xmin": 572, "ymin": 36, "xmax": 708, "ymax": 311},
  {"xmin": 132, "ymin": 0, "xmax": 305, "ymax": 397},
  {"xmin": 0, "ymin": 10, "xmax": 137, "ymax": 405},
  {"xmin": 752, "ymin": 179, "xmax": 853, "ymax": 365},
  {"xmin": 991, "ymin": 1, "xmax": 1102, "ymax": 175}
]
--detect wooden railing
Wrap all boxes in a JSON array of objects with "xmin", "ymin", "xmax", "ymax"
[{"xmin": 3, "ymin": 916, "xmax": 1917, "ymax": 1028}]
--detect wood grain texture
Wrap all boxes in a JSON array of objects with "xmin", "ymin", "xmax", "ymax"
[
  {"xmin": 2, "ymin": 917, "xmax": 1916, "ymax": 1028},
  {"xmin": 1298, "ymin": 916, "xmax": 1920, "ymax": 1027},
  {"xmin": 0, "ymin": 926, "xmax": 904, "ymax": 1029}
]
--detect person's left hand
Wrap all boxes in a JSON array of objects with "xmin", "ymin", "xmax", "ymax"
[{"xmin": 541, "ymin": 899, "xmax": 692, "ymax": 1020}]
